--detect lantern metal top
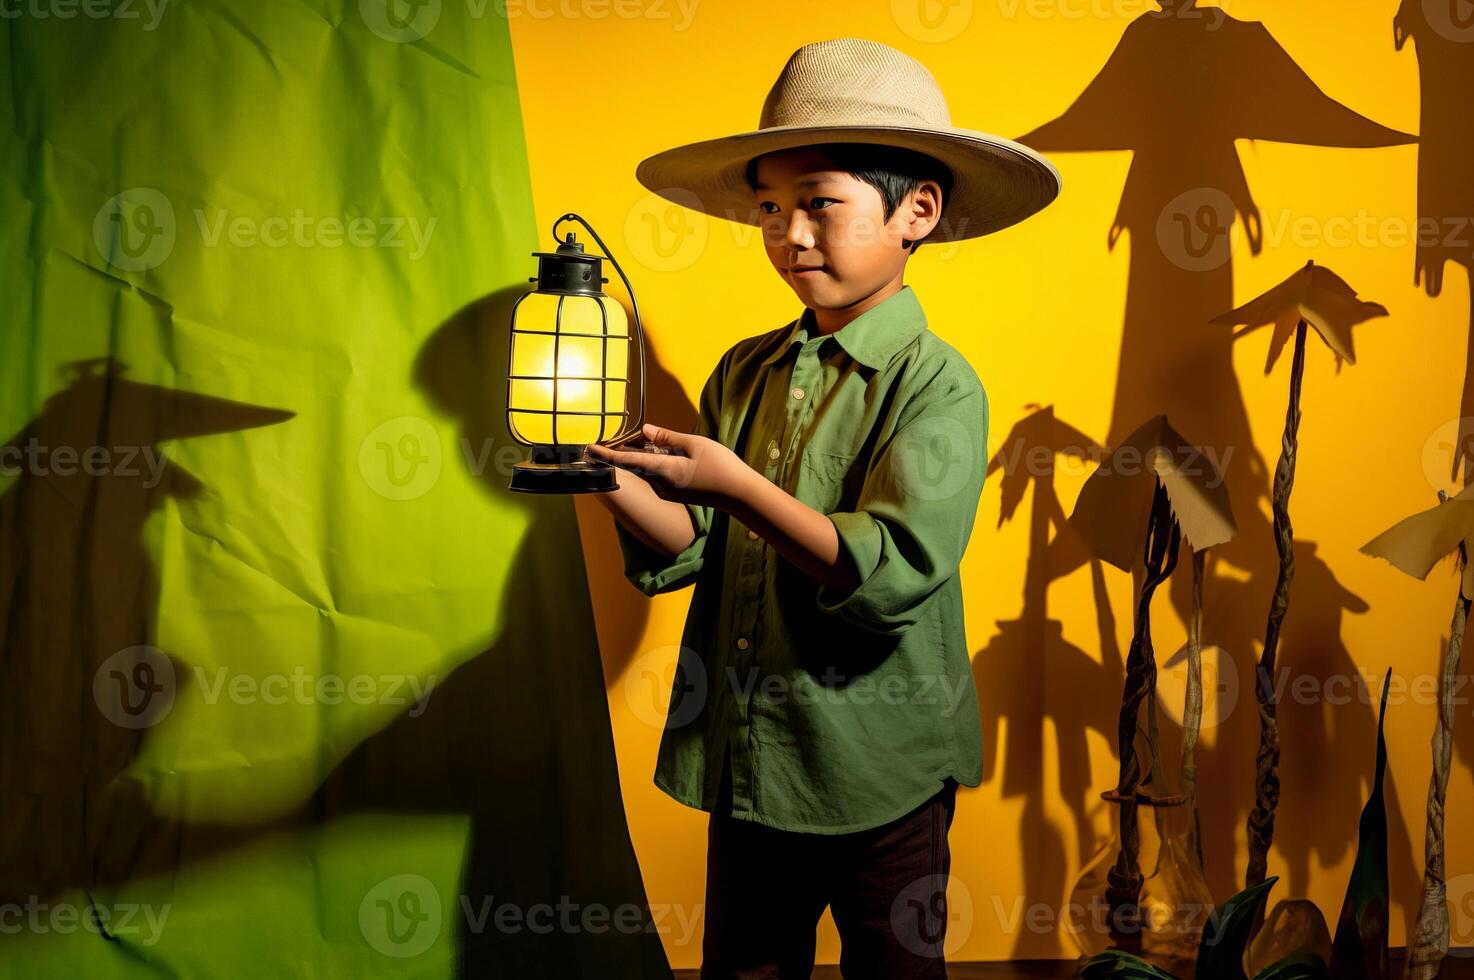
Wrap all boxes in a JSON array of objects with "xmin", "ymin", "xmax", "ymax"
[{"xmin": 529, "ymin": 232, "xmax": 609, "ymax": 296}]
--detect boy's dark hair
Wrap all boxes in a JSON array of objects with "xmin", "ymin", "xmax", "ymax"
[{"xmin": 744, "ymin": 142, "xmax": 953, "ymax": 254}]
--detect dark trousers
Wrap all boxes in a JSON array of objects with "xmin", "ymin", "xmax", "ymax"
[{"xmin": 701, "ymin": 747, "xmax": 959, "ymax": 979}]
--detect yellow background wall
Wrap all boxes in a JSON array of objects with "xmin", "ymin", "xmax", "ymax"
[{"xmin": 507, "ymin": 0, "xmax": 1473, "ymax": 968}]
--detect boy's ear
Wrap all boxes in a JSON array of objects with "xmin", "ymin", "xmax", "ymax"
[{"xmin": 900, "ymin": 180, "xmax": 943, "ymax": 246}]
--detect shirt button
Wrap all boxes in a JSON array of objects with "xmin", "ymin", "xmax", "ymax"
[
  {"xmin": 736, "ymin": 637, "xmax": 750, "ymax": 650},
  {"xmin": 791, "ymin": 387, "xmax": 805, "ymax": 400},
  {"xmin": 747, "ymin": 529, "xmax": 759, "ymax": 540},
  {"xmin": 768, "ymin": 445, "xmax": 780, "ymax": 460}
]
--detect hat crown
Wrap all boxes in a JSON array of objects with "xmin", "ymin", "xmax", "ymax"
[{"xmin": 758, "ymin": 38, "xmax": 952, "ymax": 132}]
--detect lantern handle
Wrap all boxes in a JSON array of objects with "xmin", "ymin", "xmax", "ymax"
[{"xmin": 551, "ymin": 212, "xmax": 648, "ymax": 448}]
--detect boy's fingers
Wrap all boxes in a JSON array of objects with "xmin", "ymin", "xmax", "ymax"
[
  {"xmin": 585, "ymin": 444, "xmax": 637, "ymax": 468},
  {"xmin": 589, "ymin": 445, "xmax": 674, "ymax": 480},
  {"xmin": 643, "ymin": 423, "xmax": 693, "ymax": 452}
]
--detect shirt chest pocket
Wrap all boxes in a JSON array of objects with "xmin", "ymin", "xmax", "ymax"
[{"xmin": 796, "ymin": 448, "xmax": 861, "ymax": 514}]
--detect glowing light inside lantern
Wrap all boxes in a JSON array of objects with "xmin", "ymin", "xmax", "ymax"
[{"xmin": 508, "ymin": 290, "xmax": 630, "ymax": 446}]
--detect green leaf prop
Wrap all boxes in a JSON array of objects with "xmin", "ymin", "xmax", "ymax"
[
  {"xmin": 1079, "ymin": 877, "xmax": 1283, "ymax": 980},
  {"xmin": 1082, "ymin": 949, "xmax": 1185, "ymax": 980},
  {"xmin": 1251, "ymin": 950, "xmax": 1331, "ymax": 980},
  {"xmin": 1196, "ymin": 876, "xmax": 1280, "ymax": 980},
  {"xmin": 1078, "ymin": 877, "xmax": 1341, "ymax": 980},
  {"xmin": 1327, "ymin": 668, "xmax": 1393, "ymax": 980}
]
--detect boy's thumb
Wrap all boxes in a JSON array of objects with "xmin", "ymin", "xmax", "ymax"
[{"xmin": 643, "ymin": 422, "xmax": 686, "ymax": 449}]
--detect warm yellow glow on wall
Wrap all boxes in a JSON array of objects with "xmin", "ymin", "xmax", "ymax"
[{"xmin": 510, "ymin": 0, "xmax": 1469, "ymax": 970}]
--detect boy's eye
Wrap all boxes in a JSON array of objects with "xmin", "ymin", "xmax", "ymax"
[{"xmin": 757, "ymin": 198, "xmax": 837, "ymax": 215}]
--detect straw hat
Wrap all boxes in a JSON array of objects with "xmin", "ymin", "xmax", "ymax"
[{"xmin": 634, "ymin": 38, "xmax": 1061, "ymax": 242}]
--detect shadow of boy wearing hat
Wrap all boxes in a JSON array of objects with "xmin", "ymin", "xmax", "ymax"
[{"xmin": 584, "ymin": 37, "xmax": 1059, "ymax": 979}]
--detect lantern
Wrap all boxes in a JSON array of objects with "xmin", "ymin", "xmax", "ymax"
[{"xmin": 507, "ymin": 213, "xmax": 647, "ymax": 493}]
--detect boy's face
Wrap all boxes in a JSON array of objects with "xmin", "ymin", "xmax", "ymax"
[{"xmin": 751, "ymin": 147, "xmax": 942, "ymax": 312}]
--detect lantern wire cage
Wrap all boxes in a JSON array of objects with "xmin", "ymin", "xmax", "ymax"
[{"xmin": 504, "ymin": 212, "xmax": 651, "ymax": 493}]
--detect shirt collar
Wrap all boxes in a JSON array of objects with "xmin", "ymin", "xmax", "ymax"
[{"xmin": 759, "ymin": 285, "xmax": 929, "ymax": 371}]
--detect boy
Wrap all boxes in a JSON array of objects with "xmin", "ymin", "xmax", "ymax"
[{"xmin": 584, "ymin": 37, "xmax": 1058, "ymax": 979}]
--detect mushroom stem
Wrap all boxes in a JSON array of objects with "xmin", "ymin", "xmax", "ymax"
[{"xmin": 1246, "ymin": 317, "xmax": 1308, "ymax": 906}]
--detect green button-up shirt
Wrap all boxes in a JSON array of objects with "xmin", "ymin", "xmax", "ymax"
[{"xmin": 614, "ymin": 284, "xmax": 988, "ymax": 834}]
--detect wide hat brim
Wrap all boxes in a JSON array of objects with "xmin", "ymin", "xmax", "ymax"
[{"xmin": 635, "ymin": 123, "xmax": 1061, "ymax": 243}]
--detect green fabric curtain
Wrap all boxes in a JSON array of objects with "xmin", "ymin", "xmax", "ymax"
[{"xmin": 1, "ymin": 2, "xmax": 667, "ymax": 975}]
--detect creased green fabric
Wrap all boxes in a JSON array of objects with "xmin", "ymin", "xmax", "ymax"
[{"xmin": 1, "ymin": 2, "xmax": 666, "ymax": 976}]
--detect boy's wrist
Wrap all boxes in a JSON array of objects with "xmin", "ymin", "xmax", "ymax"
[{"xmin": 720, "ymin": 463, "xmax": 767, "ymax": 522}]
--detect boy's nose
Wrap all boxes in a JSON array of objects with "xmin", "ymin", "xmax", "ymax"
[{"xmin": 780, "ymin": 214, "xmax": 816, "ymax": 251}]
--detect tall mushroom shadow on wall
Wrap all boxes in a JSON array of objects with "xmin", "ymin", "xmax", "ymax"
[
  {"xmin": 1015, "ymin": 0, "xmax": 1419, "ymax": 909},
  {"xmin": 972, "ymin": 404, "xmax": 1124, "ymax": 958},
  {"xmin": 323, "ymin": 287, "xmax": 675, "ymax": 978},
  {"xmin": 0, "ymin": 359, "xmax": 294, "ymax": 906},
  {"xmin": 1395, "ymin": 0, "xmax": 1474, "ymax": 486}
]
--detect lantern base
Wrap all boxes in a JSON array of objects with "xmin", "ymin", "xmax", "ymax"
[{"xmin": 509, "ymin": 446, "xmax": 617, "ymax": 494}]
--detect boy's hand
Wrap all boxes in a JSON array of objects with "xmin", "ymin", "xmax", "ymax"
[{"xmin": 585, "ymin": 423, "xmax": 753, "ymax": 510}]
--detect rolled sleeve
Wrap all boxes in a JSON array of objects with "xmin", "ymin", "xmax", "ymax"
[
  {"xmin": 616, "ymin": 502, "xmax": 711, "ymax": 596},
  {"xmin": 613, "ymin": 350, "xmax": 728, "ymax": 597},
  {"xmin": 815, "ymin": 373, "xmax": 988, "ymax": 635}
]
